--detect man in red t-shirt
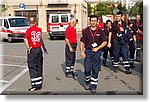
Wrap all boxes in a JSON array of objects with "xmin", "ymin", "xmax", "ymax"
[
  {"xmin": 24, "ymin": 17, "xmax": 43, "ymax": 91},
  {"xmin": 97, "ymin": 21, "xmax": 104, "ymax": 31},
  {"xmin": 65, "ymin": 17, "xmax": 77, "ymax": 78}
]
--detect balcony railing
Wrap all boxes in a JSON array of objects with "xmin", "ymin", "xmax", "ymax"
[{"xmin": 49, "ymin": 0, "xmax": 68, "ymax": 3}]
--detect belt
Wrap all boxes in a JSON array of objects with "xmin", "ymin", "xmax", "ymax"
[
  {"xmin": 71, "ymin": 43, "xmax": 77, "ymax": 45},
  {"xmin": 31, "ymin": 47, "xmax": 41, "ymax": 49},
  {"xmin": 85, "ymin": 48, "xmax": 92, "ymax": 50}
]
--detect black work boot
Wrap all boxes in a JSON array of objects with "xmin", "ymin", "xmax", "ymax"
[
  {"xmin": 130, "ymin": 63, "xmax": 135, "ymax": 68},
  {"xmin": 66, "ymin": 72, "xmax": 73, "ymax": 78},
  {"xmin": 28, "ymin": 87, "xmax": 41, "ymax": 92},
  {"xmin": 90, "ymin": 84, "xmax": 97, "ymax": 94},
  {"xmin": 113, "ymin": 67, "xmax": 118, "ymax": 73},
  {"xmin": 84, "ymin": 82, "xmax": 90, "ymax": 90},
  {"xmin": 102, "ymin": 60, "xmax": 107, "ymax": 67},
  {"xmin": 71, "ymin": 71, "xmax": 77, "ymax": 80},
  {"xmin": 125, "ymin": 68, "xmax": 132, "ymax": 74}
]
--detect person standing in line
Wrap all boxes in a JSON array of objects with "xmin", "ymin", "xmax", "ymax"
[
  {"xmin": 24, "ymin": 17, "xmax": 43, "ymax": 91},
  {"xmin": 107, "ymin": 12, "xmax": 132, "ymax": 74},
  {"xmin": 65, "ymin": 17, "xmax": 78, "ymax": 78},
  {"xmin": 128, "ymin": 19, "xmax": 137, "ymax": 68},
  {"xmin": 134, "ymin": 14, "xmax": 143, "ymax": 62},
  {"xmin": 80, "ymin": 15, "xmax": 107, "ymax": 94},
  {"xmin": 102, "ymin": 20, "xmax": 114, "ymax": 67}
]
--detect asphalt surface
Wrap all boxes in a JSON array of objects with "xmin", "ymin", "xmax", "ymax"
[{"xmin": 0, "ymin": 33, "xmax": 143, "ymax": 95}]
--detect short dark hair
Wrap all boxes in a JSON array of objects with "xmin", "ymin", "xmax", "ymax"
[
  {"xmin": 128, "ymin": 19, "xmax": 134, "ymax": 25},
  {"xmin": 116, "ymin": 11, "xmax": 123, "ymax": 16},
  {"xmin": 90, "ymin": 15, "xmax": 98, "ymax": 21},
  {"xmin": 106, "ymin": 20, "xmax": 112, "ymax": 24},
  {"xmin": 136, "ymin": 14, "xmax": 141, "ymax": 16}
]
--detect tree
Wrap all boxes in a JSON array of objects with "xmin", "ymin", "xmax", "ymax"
[
  {"xmin": 95, "ymin": 2, "xmax": 114, "ymax": 18},
  {"xmin": 87, "ymin": 3, "xmax": 92, "ymax": 17},
  {"xmin": 117, "ymin": 3, "xmax": 128, "ymax": 16},
  {"xmin": 129, "ymin": 2, "xmax": 142, "ymax": 17},
  {"xmin": 0, "ymin": 5, "xmax": 8, "ymax": 15}
]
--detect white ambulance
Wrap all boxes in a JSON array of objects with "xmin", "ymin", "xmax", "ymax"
[
  {"xmin": 0, "ymin": 16, "xmax": 29, "ymax": 43},
  {"xmin": 47, "ymin": 13, "xmax": 70, "ymax": 40}
]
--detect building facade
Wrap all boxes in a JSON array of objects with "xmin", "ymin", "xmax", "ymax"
[{"xmin": 1, "ymin": 0, "xmax": 88, "ymax": 32}]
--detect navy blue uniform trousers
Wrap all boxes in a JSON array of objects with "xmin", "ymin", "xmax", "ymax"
[
  {"xmin": 27, "ymin": 47, "xmax": 43, "ymax": 88},
  {"xmin": 136, "ymin": 40, "xmax": 143, "ymax": 61},
  {"xmin": 84, "ymin": 49, "xmax": 101, "ymax": 89},
  {"xmin": 112, "ymin": 39, "xmax": 130, "ymax": 69},
  {"xmin": 65, "ymin": 43, "xmax": 77, "ymax": 72},
  {"xmin": 128, "ymin": 40, "xmax": 135, "ymax": 64}
]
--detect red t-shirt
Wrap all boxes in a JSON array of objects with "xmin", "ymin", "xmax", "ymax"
[
  {"xmin": 24, "ymin": 26, "xmax": 42, "ymax": 48},
  {"xmin": 97, "ymin": 22, "xmax": 104, "ymax": 30},
  {"xmin": 65, "ymin": 25, "xmax": 77, "ymax": 43}
]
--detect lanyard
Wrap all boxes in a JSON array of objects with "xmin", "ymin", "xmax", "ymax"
[
  {"xmin": 136, "ymin": 22, "xmax": 140, "ymax": 27},
  {"xmin": 107, "ymin": 27, "xmax": 111, "ymax": 32},
  {"xmin": 90, "ymin": 28, "xmax": 98, "ymax": 43},
  {"xmin": 117, "ymin": 23, "xmax": 122, "ymax": 28}
]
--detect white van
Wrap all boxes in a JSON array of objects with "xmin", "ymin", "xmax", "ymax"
[
  {"xmin": 0, "ymin": 16, "xmax": 29, "ymax": 43},
  {"xmin": 47, "ymin": 13, "xmax": 70, "ymax": 40}
]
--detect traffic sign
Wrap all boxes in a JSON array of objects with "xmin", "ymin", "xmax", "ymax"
[
  {"xmin": 19, "ymin": 3, "xmax": 25, "ymax": 10},
  {"xmin": 113, "ymin": 8, "xmax": 119, "ymax": 15}
]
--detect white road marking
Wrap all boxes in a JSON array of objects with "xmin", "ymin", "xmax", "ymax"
[
  {"xmin": 0, "ymin": 68, "xmax": 28, "ymax": 94},
  {"xmin": 0, "ymin": 64, "xmax": 27, "ymax": 68},
  {"xmin": 0, "ymin": 80, "xmax": 10, "ymax": 83},
  {"xmin": 0, "ymin": 55, "xmax": 26, "ymax": 58}
]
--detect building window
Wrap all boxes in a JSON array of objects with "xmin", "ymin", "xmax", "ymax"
[{"xmin": 15, "ymin": 10, "xmax": 37, "ymax": 19}]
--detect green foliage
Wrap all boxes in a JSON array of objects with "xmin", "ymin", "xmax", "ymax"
[
  {"xmin": 95, "ymin": 2, "xmax": 114, "ymax": 17},
  {"xmin": 129, "ymin": 2, "xmax": 143, "ymax": 17},
  {"xmin": 87, "ymin": 1, "xmax": 143, "ymax": 18},
  {"xmin": 117, "ymin": 3, "xmax": 128, "ymax": 15},
  {"xmin": 87, "ymin": 3, "xmax": 92, "ymax": 16},
  {"xmin": 87, "ymin": 2, "xmax": 128, "ymax": 18},
  {"xmin": 0, "ymin": 5, "xmax": 8, "ymax": 13}
]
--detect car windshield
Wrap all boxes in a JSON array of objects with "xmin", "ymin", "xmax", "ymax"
[{"xmin": 8, "ymin": 18, "xmax": 29, "ymax": 27}]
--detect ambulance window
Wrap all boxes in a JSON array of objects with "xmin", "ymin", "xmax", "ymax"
[
  {"xmin": 52, "ymin": 15, "xmax": 59, "ymax": 23},
  {"xmin": 61, "ymin": 15, "xmax": 68, "ymax": 22},
  {"xmin": 4, "ymin": 19, "xmax": 9, "ymax": 28}
]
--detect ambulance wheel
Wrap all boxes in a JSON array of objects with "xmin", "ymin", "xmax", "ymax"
[
  {"xmin": 8, "ymin": 37, "xmax": 13, "ymax": 43},
  {"xmin": 50, "ymin": 36, "xmax": 54, "ymax": 40},
  {"xmin": 1, "ymin": 38, "xmax": 7, "ymax": 42}
]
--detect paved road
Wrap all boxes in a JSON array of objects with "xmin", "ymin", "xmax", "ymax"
[{"xmin": 0, "ymin": 33, "xmax": 143, "ymax": 95}]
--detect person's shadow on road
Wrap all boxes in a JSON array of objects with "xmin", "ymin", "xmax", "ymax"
[{"xmin": 61, "ymin": 59, "xmax": 85, "ymax": 88}]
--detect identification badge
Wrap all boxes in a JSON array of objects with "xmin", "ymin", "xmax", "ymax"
[
  {"xmin": 96, "ymin": 34, "xmax": 101, "ymax": 36},
  {"xmin": 92, "ymin": 43, "xmax": 98, "ymax": 48}
]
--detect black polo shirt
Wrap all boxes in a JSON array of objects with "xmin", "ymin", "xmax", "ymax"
[
  {"xmin": 80, "ymin": 26, "xmax": 106, "ymax": 49},
  {"xmin": 110, "ymin": 20, "xmax": 126, "ymax": 39},
  {"xmin": 104, "ymin": 26, "xmax": 112, "ymax": 38},
  {"xmin": 133, "ymin": 20, "xmax": 143, "ymax": 33}
]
